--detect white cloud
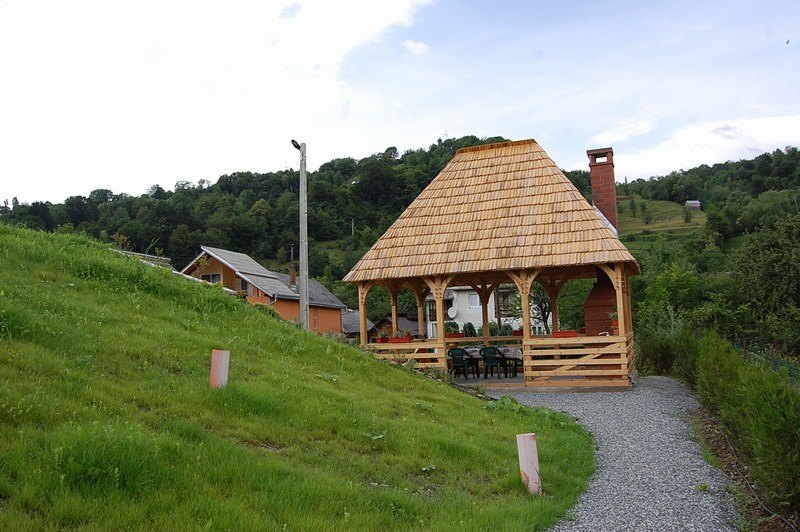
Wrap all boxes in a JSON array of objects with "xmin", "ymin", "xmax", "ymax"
[
  {"xmin": 615, "ymin": 115, "xmax": 800, "ymax": 179},
  {"xmin": 402, "ymin": 39, "xmax": 430, "ymax": 56},
  {"xmin": 589, "ymin": 120, "xmax": 655, "ymax": 145},
  {"xmin": 0, "ymin": 0, "xmax": 432, "ymax": 203}
]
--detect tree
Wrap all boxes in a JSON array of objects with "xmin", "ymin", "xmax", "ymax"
[
  {"xmin": 629, "ymin": 198, "xmax": 638, "ymax": 218},
  {"xmin": 735, "ymin": 214, "xmax": 800, "ymax": 354}
]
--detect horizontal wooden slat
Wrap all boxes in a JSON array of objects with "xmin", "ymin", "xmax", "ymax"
[
  {"xmin": 525, "ymin": 357, "xmax": 625, "ymax": 367},
  {"xmin": 522, "ymin": 378, "xmax": 629, "ymax": 388},
  {"xmin": 528, "ymin": 368, "xmax": 628, "ymax": 377}
]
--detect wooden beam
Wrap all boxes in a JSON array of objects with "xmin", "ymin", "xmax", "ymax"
[
  {"xmin": 412, "ymin": 283, "xmax": 430, "ymax": 339},
  {"xmin": 423, "ymin": 275, "xmax": 454, "ymax": 345},
  {"xmin": 386, "ymin": 280, "xmax": 400, "ymax": 335},
  {"xmin": 357, "ymin": 282, "xmax": 374, "ymax": 346}
]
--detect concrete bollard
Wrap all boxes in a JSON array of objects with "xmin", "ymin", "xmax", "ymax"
[
  {"xmin": 210, "ymin": 349, "xmax": 230, "ymax": 388},
  {"xmin": 517, "ymin": 432, "xmax": 541, "ymax": 495}
]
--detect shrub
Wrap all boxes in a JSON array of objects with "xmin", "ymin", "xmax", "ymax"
[
  {"xmin": 462, "ymin": 322, "xmax": 477, "ymax": 337},
  {"xmin": 695, "ymin": 331, "xmax": 800, "ymax": 512}
]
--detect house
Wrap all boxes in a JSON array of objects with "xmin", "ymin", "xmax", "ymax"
[
  {"xmin": 370, "ymin": 316, "xmax": 420, "ymax": 341},
  {"xmin": 342, "ymin": 309, "xmax": 373, "ymax": 341},
  {"xmin": 344, "ymin": 140, "xmax": 638, "ymax": 388},
  {"xmin": 685, "ymin": 200, "xmax": 701, "ymax": 211},
  {"xmin": 422, "ymin": 285, "xmax": 550, "ymax": 337},
  {"xmin": 181, "ymin": 246, "xmax": 345, "ymax": 334}
]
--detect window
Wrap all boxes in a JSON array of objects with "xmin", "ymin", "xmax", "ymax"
[
  {"xmin": 240, "ymin": 279, "xmax": 249, "ymax": 292},
  {"xmin": 468, "ymin": 293, "xmax": 480, "ymax": 308},
  {"xmin": 201, "ymin": 273, "xmax": 221, "ymax": 284}
]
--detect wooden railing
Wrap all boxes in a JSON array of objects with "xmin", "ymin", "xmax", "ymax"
[
  {"xmin": 365, "ymin": 340, "xmax": 447, "ymax": 368},
  {"xmin": 365, "ymin": 333, "xmax": 634, "ymax": 388},
  {"xmin": 522, "ymin": 334, "xmax": 633, "ymax": 388}
]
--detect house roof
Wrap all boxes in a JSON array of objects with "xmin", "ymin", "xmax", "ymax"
[
  {"xmin": 372, "ymin": 316, "xmax": 419, "ymax": 336},
  {"xmin": 273, "ymin": 273, "xmax": 345, "ymax": 309},
  {"xmin": 182, "ymin": 246, "xmax": 344, "ymax": 309},
  {"xmin": 344, "ymin": 139, "xmax": 637, "ymax": 284},
  {"xmin": 342, "ymin": 309, "xmax": 374, "ymax": 334}
]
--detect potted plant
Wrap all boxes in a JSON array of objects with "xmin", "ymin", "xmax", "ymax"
[
  {"xmin": 388, "ymin": 330, "xmax": 413, "ymax": 343},
  {"xmin": 608, "ymin": 311, "xmax": 619, "ymax": 327},
  {"xmin": 375, "ymin": 329, "xmax": 389, "ymax": 343},
  {"xmin": 444, "ymin": 321, "xmax": 464, "ymax": 338},
  {"xmin": 512, "ymin": 328, "xmax": 524, "ymax": 336}
]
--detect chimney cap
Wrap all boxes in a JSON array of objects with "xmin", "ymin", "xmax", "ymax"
[{"xmin": 587, "ymin": 147, "xmax": 614, "ymax": 156}]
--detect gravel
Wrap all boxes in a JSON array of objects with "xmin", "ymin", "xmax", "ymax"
[{"xmin": 490, "ymin": 376, "xmax": 740, "ymax": 531}]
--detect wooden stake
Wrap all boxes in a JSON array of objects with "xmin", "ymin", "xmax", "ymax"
[
  {"xmin": 517, "ymin": 432, "xmax": 542, "ymax": 495},
  {"xmin": 210, "ymin": 349, "xmax": 230, "ymax": 388}
]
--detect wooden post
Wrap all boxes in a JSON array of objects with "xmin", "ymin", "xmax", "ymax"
[
  {"xmin": 516, "ymin": 433, "xmax": 541, "ymax": 495},
  {"xmin": 412, "ymin": 284, "xmax": 430, "ymax": 339},
  {"xmin": 507, "ymin": 270, "xmax": 539, "ymax": 338},
  {"xmin": 210, "ymin": 349, "xmax": 230, "ymax": 388},
  {"xmin": 423, "ymin": 276, "xmax": 453, "ymax": 343},
  {"xmin": 357, "ymin": 282, "xmax": 373, "ymax": 345},
  {"xmin": 469, "ymin": 280, "xmax": 496, "ymax": 346},
  {"xmin": 387, "ymin": 281, "xmax": 399, "ymax": 335}
]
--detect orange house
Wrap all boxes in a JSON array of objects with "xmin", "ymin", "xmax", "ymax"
[{"xmin": 181, "ymin": 246, "xmax": 345, "ymax": 335}]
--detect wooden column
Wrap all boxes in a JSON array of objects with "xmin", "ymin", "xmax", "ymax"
[
  {"xmin": 599, "ymin": 264, "xmax": 626, "ymax": 336},
  {"xmin": 423, "ymin": 275, "xmax": 453, "ymax": 343},
  {"xmin": 357, "ymin": 282, "xmax": 374, "ymax": 345},
  {"xmin": 469, "ymin": 280, "xmax": 497, "ymax": 345},
  {"xmin": 539, "ymin": 274, "xmax": 573, "ymax": 333},
  {"xmin": 412, "ymin": 283, "xmax": 430, "ymax": 339},
  {"xmin": 508, "ymin": 270, "xmax": 540, "ymax": 339},
  {"xmin": 387, "ymin": 280, "xmax": 400, "ymax": 335}
]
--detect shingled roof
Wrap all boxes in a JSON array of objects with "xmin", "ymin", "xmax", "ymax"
[
  {"xmin": 182, "ymin": 246, "xmax": 344, "ymax": 309},
  {"xmin": 344, "ymin": 139, "xmax": 637, "ymax": 283}
]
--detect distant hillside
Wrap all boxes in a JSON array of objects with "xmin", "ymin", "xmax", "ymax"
[{"xmin": 0, "ymin": 224, "xmax": 592, "ymax": 529}]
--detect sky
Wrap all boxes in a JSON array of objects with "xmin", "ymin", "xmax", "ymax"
[{"xmin": 1, "ymin": 0, "xmax": 798, "ymax": 205}]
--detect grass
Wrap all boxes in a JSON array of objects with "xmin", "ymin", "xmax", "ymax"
[
  {"xmin": 0, "ymin": 224, "xmax": 594, "ymax": 530},
  {"xmin": 617, "ymin": 196, "xmax": 706, "ymax": 236}
]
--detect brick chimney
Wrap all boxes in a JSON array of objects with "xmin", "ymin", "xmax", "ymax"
[{"xmin": 587, "ymin": 147, "xmax": 618, "ymax": 229}]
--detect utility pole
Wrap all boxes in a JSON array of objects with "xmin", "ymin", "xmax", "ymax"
[{"xmin": 291, "ymin": 140, "xmax": 310, "ymax": 330}]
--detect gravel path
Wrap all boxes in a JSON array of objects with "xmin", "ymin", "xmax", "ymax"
[{"xmin": 490, "ymin": 376, "xmax": 740, "ymax": 531}]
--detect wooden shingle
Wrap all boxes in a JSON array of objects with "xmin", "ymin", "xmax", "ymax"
[{"xmin": 344, "ymin": 139, "xmax": 636, "ymax": 283}]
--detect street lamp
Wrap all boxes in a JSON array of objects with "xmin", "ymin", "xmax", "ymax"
[{"xmin": 291, "ymin": 139, "xmax": 310, "ymax": 331}]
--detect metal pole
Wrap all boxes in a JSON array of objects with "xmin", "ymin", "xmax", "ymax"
[{"xmin": 298, "ymin": 142, "xmax": 309, "ymax": 330}]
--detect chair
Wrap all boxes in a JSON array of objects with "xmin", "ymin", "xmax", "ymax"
[
  {"xmin": 448, "ymin": 348, "xmax": 470, "ymax": 380},
  {"xmin": 480, "ymin": 346, "xmax": 506, "ymax": 379},
  {"xmin": 502, "ymin": 348, "xmax": 520, "ymax": 378}
]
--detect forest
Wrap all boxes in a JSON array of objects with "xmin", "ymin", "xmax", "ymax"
[{"xmin": 2, "ymin": 137, "xmax": 799, "ymax": 357}]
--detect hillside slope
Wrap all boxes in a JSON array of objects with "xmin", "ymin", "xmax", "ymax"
[{"xmin": 0, "ymin": 225, "xmax": 592, "ymax": 530}]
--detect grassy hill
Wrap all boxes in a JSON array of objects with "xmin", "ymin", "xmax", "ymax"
[
  {"xmin": 617, "ymin": 196, "xmax": 707, "ymax": 256},
  {"xmin": 0, "ymin": 224, "xmax": 593, "ymax": 530}
]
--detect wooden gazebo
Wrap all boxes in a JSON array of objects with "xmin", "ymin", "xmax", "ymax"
[{"xmin": 344, "ymin": 139, "xmax": 638, "ymax": 388}]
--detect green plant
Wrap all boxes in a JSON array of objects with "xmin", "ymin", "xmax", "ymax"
[
  {"xmin": 696, "ymin": 331, "xmax": 800, "ymax": 512},
  {"xmin": 462, "ymin": 322, "xmax": 478, "ymax": 337},
  {"xmin": 443, "ymin": 321, "xmax": 460, "ymax": 334},
  {"xmin": 393, "ymin": 329, "xmax": 411, "ymax": 338}
]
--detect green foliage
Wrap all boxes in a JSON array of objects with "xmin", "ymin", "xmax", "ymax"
[
  {"xmin": 735, "ymin": 215, "xmax": 800, "ymax": 354},
  {"xmin": 695, "ymin": 332, "xmax": 800, "ymax": 511},
  {"xmin": 443, "ymin": 321, "xmax": 460, "ymax": 334},
  {"xmin": 0, "ymin": 224, "xmax": 594, "ymax": 529},
  {"xmin": 462, "ymin": 322, "xmax": 478, "ymax": 337}
]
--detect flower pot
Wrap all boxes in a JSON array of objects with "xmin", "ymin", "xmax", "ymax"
[
  {"xmin": 552, "ymin": 330, "xmax": 578, "ymax": 338},
  {"xmin": 445, "ymin": 332, "xmax": 465, "ymax": 338},
  {"xmin": 512, "ymin": 330, "xmax": 524, "ymax": 336},
  {"xmin": 610, "ymin": 319, "xmax": 619, "ymax": 327},
  {"xmin": 388, "ymin": 336, "xmax": 412, "ymax": 343},
  {"xmin": 376, "ymin": 337, "xmax": 388, "ymax": 344}
]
